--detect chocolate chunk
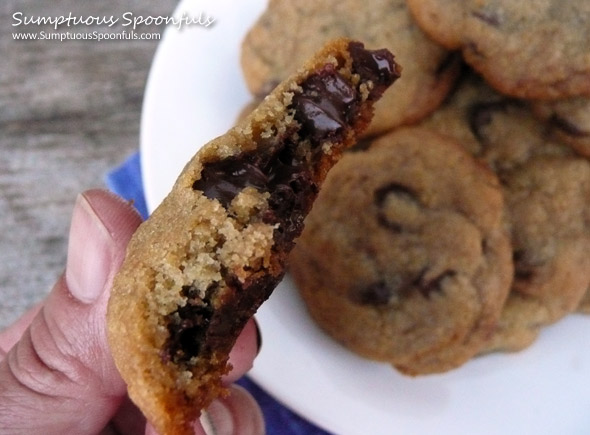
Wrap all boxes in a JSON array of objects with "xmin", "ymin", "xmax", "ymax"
[
  {"xmin": 293, "ymin": 67, "xmax": 358, "ymax": 143},
  {"xmin": 348, "ymin": 41, "xmax": 401, "ymax": 99},
  {"xmin": 375, "ymin": 182, "xmax": 417, "ymax": 206},
  {"xmin": 513, "ymin": 250, "xmax": 535, "ymax": 281},
  {"xmin": 414, "ymin": 269, "xmax": 456, "ymax": 298},
  {"xmin": 351, "ymin": 281, "xmax": 393, "ymax": 306},
  {"xmin": 465, "ymin": 41, "xmax": 485, "ymax": 59},
  {"xmin": 550, "ymin": 114, "xmax": 588, "ymax": 138},
  {"xmin": 468, "ymin": 101, "xmax": 506, "ymax": 143},
  {"xmin": 349, "ymin": 268, "xmax": 456, "ymax": 306},
  {"xmin": 263, "ymin": 149, "xmax": 317, "ymax": 249},
  {"xmin": 195, "ymin": 68, "xmax": 360, "ymax": 207},
  {"xmin": 266, "ymin": 182, "xmax": 313, "ymax": 251},
  {"xmin": 205, "ymin": 273, "xmax": 282, "ymax": 353},
  {"xmin": 194, "ymin": 147, "xmax": 314, "ymax": 207},
  {"xmin": 471, "ymin": 10, "xmax": 501, "ymax": 27},
  {"xmin": 194, "ymin": 149, "xmax": 316, "ymax": 253},
  {"xmin": 374, "ymin": 183, "xmax": 419, "ymax": 232},
  {"xmin": 468, "ymin": 100, "xmax": 525, "ymax": 144},
  {"xmin": 193, "ymin": 158, "xmax": 268, "ymax": 208},
  {"xmin": 294, "ymin": 97, "xmax": 349, "ymax": 142},
  {"xmin": 162, "ymin": 285, "xmax": 216, "ymax": 364}
]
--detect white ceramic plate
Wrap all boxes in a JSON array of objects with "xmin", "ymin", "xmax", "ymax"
[{"xmin": 140, "ymin": 1, "xmax": 590, "ymax": 434}]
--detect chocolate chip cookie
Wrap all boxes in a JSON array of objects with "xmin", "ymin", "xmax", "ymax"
[
  {"xmin": 490, "ymin": 156, "xmax": 590, "ymax": 351},
  {"xmin": 421, "ymin": 73, "xmax": 590, "ymax": 352},
  {"xmin": 241, "ymin": 0, "xmax": 460, "ymax": 137},
  {"xmin": 406, "ymin": 0, "xmax": 590, "ymax": 99},
  {"xmin": 290, "ymin": 126, "xmax": 513, "ymax": 375},
  {"xmin": 107, "ymin": 39, "xmax": 400, "ymax": 435}
]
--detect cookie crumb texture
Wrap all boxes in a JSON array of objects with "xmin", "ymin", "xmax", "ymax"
[{"xmin": 107, "ymin": 38, "xmax": 399, "ymax": 435}]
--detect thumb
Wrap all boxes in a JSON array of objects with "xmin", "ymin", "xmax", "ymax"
[{"xmin": 0, "ymin": 189, "xmax": 142, "ymax": 435}]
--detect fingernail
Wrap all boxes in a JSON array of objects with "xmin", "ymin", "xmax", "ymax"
[
  {"xmin": 200, "ymin": 406, "xmax": 233, "ymax": 435},
  {"xmin": 65, "ymin": 193, "xmax": 114, "ymax": 303},
  {"xmin": 199, "ymin": 385, "xmax": 265, "ymax": 435},
  {"xmin": 253, "ymin": 318, "xmax": 262, "ymax": 356}
]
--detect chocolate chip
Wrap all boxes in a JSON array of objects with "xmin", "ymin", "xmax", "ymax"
[
  {"xmin": 550, "ymin": 114, "xmax": 588, "ymax": 138},
  {"xmin": 351, "ymin": 281, "xmax": 393, "ymax": 306},
  {"xmin": 465, "ymin": 41, "xmax": 485, "ymax": 59},
  {"xmin": 193, "ymin": 158, "xmax": 268, "ymax": 208},
  {"xmin": 374, "ymin": 183, "xmax": 419, "ymax": 232},
  {"xmin": 208, "ymin": 273, "xmax": 282, "ymax": 346},
  {"xmin": 349, "ymin": 267, "xmax": 454, "ymax": 306},
  {"xmin": 513, "ymin": 250, "xmax": 535, "ymax": 281},
  {"xmin": 414, "ymin": 269, "xmax": 456, "ymax": 298},
  {"xmin": 348, "ymin": 41, "xmax": 401, "ymax": 99},
  {"xmin": 468, "ymin": 101, "xmax": 506, "ymax": 143},
  {"xmin": 294, "ymin": 97, "xmax": 349, "ymax": 142},
  {"xmin": 468, "ymin": 100, "xmax": 526, "ymax": 144},
  {"xmin": 266, "ymin": 182, "xmax": 309, "ymax": 251},
  {"xmin": 195, "ymin": 69, "xmax": 359, "ymax": 208},
  {"xmin": 471, "ymin": 10, "xmax": 501, "ymax": 27},
  {"xmin": 375, "ymin": 183, "xmax": 416, "ymax": 206},
  {"xmin": 293, "ymin": 67, "xmax": 358, "ymax": 143},
  {"xmin": 307, "ymin": 71, "xmax": 358, "ymax": 106},
  {"xmin": 162, "ymin": 284, "xmax": 217, "ymax": 365}
]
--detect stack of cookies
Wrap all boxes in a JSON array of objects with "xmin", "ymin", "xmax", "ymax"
[{"xmin": 240, "ymin": 0, "xmax": 590, "ymax": 375}]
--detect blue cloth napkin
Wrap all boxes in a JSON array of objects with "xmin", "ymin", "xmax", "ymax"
[{"xmin": 105, "ymin": 152, "xmax": 333, "ymax": 435}]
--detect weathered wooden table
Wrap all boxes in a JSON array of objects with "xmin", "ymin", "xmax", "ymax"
[{"xmin": 0, "ymin": 0, "xmax": 178, "ymax": 329}]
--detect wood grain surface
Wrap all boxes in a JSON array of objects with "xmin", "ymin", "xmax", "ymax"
[{"xmin": 0, "ymin": 0, "xmax": 178, "ymax": 329}]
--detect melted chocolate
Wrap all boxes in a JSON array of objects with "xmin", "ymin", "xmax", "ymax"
[
  {"xmin": 199, "ymin": 273, "xmax": 283, "ymax": 359},
  {"xmin": 194, "ymin": 158, "xmax": 268, "ymax": 208},
  {"xmin": 348, "ymin": 41, "xmax": 401, "ymax": 100},
  {"xmin": 162, "ymin": 273, "xmax": 284, "ymax": 365},
  {"xmin": 163, "ymin": 285, "xmax": 215, "ymax": 364},
  {"xmin": 293, "ymin": 69, "xmax": 358, "ymax": 143}
]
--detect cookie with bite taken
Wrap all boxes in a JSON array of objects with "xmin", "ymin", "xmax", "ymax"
[{"xmin": 107, "ymin": 38, "xmax": 400, "ymax": 435}]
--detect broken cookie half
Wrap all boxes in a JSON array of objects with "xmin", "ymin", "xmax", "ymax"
[{"xmin": 107, "ymin": 38, "xmax": 400, "ymax": 435}]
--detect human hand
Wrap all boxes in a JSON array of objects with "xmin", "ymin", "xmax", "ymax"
[{"xmin": 0, "ymin": 189, "xmax": 264, "ymax": 435}]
